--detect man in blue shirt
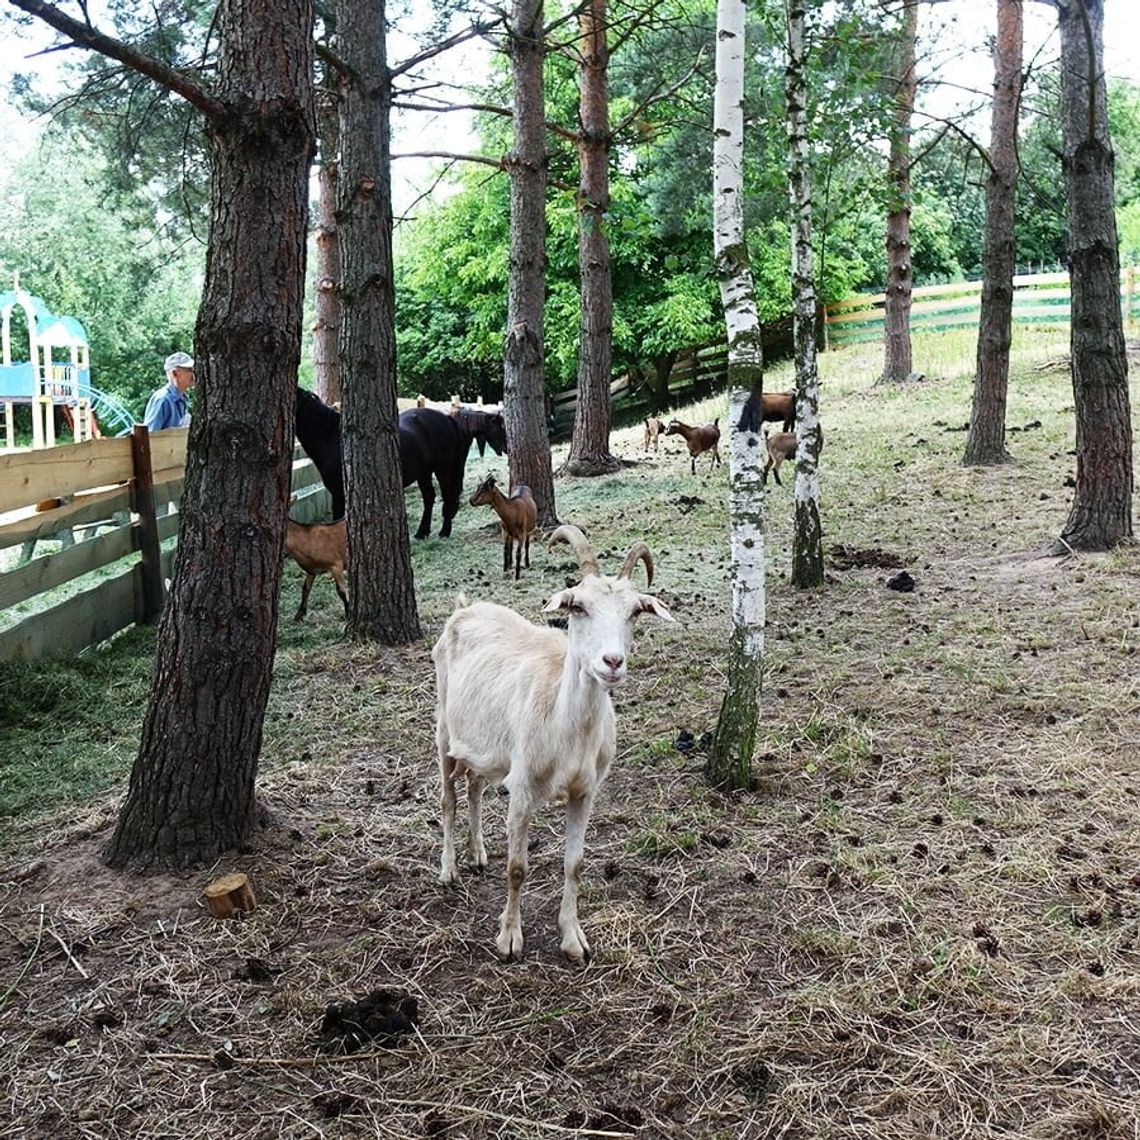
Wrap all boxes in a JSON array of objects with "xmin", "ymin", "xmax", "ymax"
[{"xmin": 143, "ymin": 351, "xmax": 195, "ymax": 431}]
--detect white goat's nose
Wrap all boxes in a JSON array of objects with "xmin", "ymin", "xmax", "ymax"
[{"xmin": 603, "ymin": 653, "xmax": 624, "ymax": 670}]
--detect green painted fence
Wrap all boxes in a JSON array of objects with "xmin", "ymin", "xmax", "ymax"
[{"xmin": 825, "ymin": 267, "xmax": 1140, "ymax": 346}]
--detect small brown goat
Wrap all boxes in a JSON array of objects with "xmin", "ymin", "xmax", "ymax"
[
  {"xmin": 285, "ymin": 518, "xmax": 348, "ymax": 620},
  {"xmin": 469, "ymin": 473, "xmax": 538, "ymax": 580},
  {"xmin": 762, "ymin": 430, "xmax": 796, "ymax": 486},
  {"xmin": 666, "ymin": 418, "xmax": 721, "ymax": 475},
  {"xmin": 643, "ymin": 416, "xmax": 664, "ymax": 452},
  {"xmin": 763, "ymin": 426, "xmax": 823, "ymax": 486}
]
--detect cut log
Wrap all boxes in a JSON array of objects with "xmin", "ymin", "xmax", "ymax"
[{"xmin": 202, "ymin": 872, "xmax": 257, "ymax": 919}]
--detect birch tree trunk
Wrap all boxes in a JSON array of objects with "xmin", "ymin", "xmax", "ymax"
[
  {"xmin": 708, "ymin": 0, "xmax": 765, "ymax": 791},
  {"xmin": 963, "ymin": 0, "xmax": 1022, "ymax": 466},
  {"xmin": 313, "ymin": 25, "xmax": 342, "ymax": 409},
  {"xmin": 785, "ymin": 0, "xmax": 824, "ymax": 589},
  {"xmin": 504, "ymin": 0, "xmax": 559, "ymax": 526},
  {"xmin": 1051, "ymin": 0, "xmax": 1133, "ymax": 550},
  {"xmin": 880, "ymin": 0, "xmax": 917, "ymax": 384},
  {"xmin": 562, "ymin": 0, "xmax": 621, "ymax": 477},
  {"xmin": 336, "ymin": 0, "xmax": 422, "ymax": 643}
]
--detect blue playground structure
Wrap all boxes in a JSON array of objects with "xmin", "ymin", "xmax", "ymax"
[{"xmin": 0, "ymin": 277, "xmax": 134, "ymax": 447}]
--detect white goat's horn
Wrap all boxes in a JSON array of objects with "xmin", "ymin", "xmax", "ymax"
[
  {"xmin": 618, "ymin": 541, "xmax": 654, "ymax": 586},
  {"xmin": 549, "ymin": 525, "xmax": 599, "ymax": 577}
]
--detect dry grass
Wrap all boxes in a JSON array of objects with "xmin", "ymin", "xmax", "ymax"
[{"xmin": 2, "ymin": 328, "xmax": 1139, "ymax": 1139}]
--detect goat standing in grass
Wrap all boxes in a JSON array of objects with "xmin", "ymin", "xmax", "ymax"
[
  {"xmin": 469, "ymin": 473, "xmax": 537, "ymax": 580},
  {"xmin": 666, "ymin": 418, "xmax": 721, "ymax": 475},
  {"xmin": 762, "ymin": 426, "xmax": 822, "ymax": 486},
  {"xmin": 285, "ymin": 518, "xmax": 347, "ymax": 620},
  {"xmin": 433, "ymin": 525, "xmax": 674, "ymax": 963}
]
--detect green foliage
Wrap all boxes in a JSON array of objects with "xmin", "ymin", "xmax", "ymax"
[{"xmin": 0, "ymin": 131, "xmax": 200, "ymax": 412}]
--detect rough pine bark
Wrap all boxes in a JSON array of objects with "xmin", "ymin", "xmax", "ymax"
[
  {"xmin": 562, "ymin": 0, "xmax": 621, "ymax": 477},
  {"xmin": 709, "ymin": 0, "xmax": 764, "ymax": 791},
  {"xmin": 785, "ymin": 0, "xmax": 824, "ymax": 590},
  {"xmin": 964, "ymin": 0, "xmax": 1022, "ymax": 466},
  {"xmin": 336, "ymin": 0, "xmax": 422, "ymax": 642},
  {"xmin": 504, "ymin": 0, "xmax": 558, "ymax": 525},
  {"xmin": 1052, "ymin": 0, "xmax": 1133, "ymax": 550},
  {"xmin": 104, "ymin": 0, "xmax": 315, "ymax": 869},
  {"xmin": 313, "ymin": 33, "xmax": 342, "ymax": 408},
  {"xmin": 880, "ymin": 0, "xmax": 917, "ymax": 384}
]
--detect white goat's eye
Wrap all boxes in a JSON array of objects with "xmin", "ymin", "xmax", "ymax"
[{"xmin": 566, "ymin": 602, "xmax": 587, "ymax": 616}]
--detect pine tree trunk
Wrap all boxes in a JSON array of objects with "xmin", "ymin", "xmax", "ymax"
[
  {"xmin": 964, "ymin": 0, "xmax": 1022, "ymax": 467},
  {"xmin": 336, "ymin": 0, "xmax": 422, "ymax": 643},
  {"xmin": 880, "ymin": 0, "xmax": 917, "ymax": 385},
  {"xmin": 708, "ymin": 0, "xmax": 764, "ymax": 791},
  {"xmin": 785, "ymin": 0, "xmax": 824, "ymax": 590},
  {"xmin": 562, "ymin": 0, "xmax": 620, "ymax": 478},
  {"xmin": 504, "ymin": 0, "xmax": 558, "ymax": 526},
  {"xmin": 104, "ymin": 0, "xmax": 315, "ymax": 870},
  {"xmin": 1052, "ymin": 0, "xmax": 1133, "ymax": 551},
  {"xmin": 313, "ymin": 36, "xmax": 342, "ymax": 408}
]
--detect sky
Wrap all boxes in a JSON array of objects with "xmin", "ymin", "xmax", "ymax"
[{"xmin": 1, "ymin": 1, "xmax": 1139, "ymax": 217}]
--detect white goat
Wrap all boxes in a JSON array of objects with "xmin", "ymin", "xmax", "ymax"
[{"xmin": 432, "ymin": 524, "xmax": 674, "ymax": 963}]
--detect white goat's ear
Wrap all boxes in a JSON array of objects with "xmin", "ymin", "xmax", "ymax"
[
  {"xmin": 542, "ymin": 590, "xmax": 574, "ymax": 613},
  {"xmin": 639, "ymin": 595, "xmax": 675, "ymax": 621}
]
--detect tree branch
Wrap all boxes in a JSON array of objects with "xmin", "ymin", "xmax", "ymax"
[
  {"xmin": 611, "ymin": 47, "xmax": 706, "ymax": 140},
  {"xmin": 391, "ymin": 22, "xmax": 496, "ymax": 79},
  {"xmin": 912, "ymin": 109, "xmax": 995, "ymax": 174},
  {"xmin": 6, "ymin": 0, "xmax": 225, "ymax": 122}
]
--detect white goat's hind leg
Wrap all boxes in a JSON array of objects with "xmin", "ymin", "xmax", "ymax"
[
  {"xmin": 559, "ymin": 794, "xmax": 594, "ymax": 964},
  {"xmin": 438, "ymin": 746, "xmax": 460, "ymax": 885},
  {"xmin": 496, "ymin": 793, "xmax": 532, "ymax": 960},
  {"xmin": 466, "ymin": 774, "xmax": 488, "ymax": 870}
]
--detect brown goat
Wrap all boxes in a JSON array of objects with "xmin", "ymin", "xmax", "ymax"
[
  {"xmin": 756, "ymin": 391, "xmax": 796, "ymax": 432},
  {"xmin": 643, "ymin": 416, "xmax": 664, "ymax": 452},
  {"xmin": 469, "ymin": 473, "xmax": 538, "ymax": 580},
  {"xmin": 666, "ymin": 418, "xmax": 721, "ymax": 475},
  {"xmin": 285, "ymin": 518, "xmax": 348, "ymax": 620},
  {"xmin": 763, "ymin": 426, "xmax": 823, "ymax": 486}
]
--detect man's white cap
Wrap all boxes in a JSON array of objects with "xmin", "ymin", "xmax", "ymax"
[{"xmin": 165, "ymin": 351, "xmax": 194, "ymax": 373}]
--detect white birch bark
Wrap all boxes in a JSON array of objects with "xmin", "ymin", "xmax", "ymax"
[
  {"xmin": 709, "ymin": 0, "xmax": 765, "ymax": 788},
  {"xmin": 785, "ymin": 0, "xmax": 824, "ymax": 588}
]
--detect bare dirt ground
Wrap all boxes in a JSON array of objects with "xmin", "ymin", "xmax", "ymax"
[{"xmin": 2, "ymin": 338, "xmax": 1139, "ymax": 1139}]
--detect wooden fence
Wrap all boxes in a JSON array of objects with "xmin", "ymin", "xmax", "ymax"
[
  {"xmin": 825, "ymin": 266, "xmax": 1140, "ymax": 346},
  {"xmin": 0, "ymin": 429, "xmax": 326, "ymax": 662}
]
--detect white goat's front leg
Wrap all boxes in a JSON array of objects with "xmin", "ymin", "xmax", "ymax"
[
  {"xmin": 438, "ymin": 746, "xmax": 460, "ymax": 885},
  {"xmin": 496, "ymin": 792, "xmax": 532, "ymax": 961},
  {"xmin": 559, "ymin": 794, "xmax": 594, "ymax": 964},
  {"xmin": 466, "ymin": 774, "xmax": 488, "ymax": 870}
]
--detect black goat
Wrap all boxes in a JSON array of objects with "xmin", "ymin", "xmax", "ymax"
[{"xmin": 294, "ymin": 388, "xmax": 507, "ymax": 538}]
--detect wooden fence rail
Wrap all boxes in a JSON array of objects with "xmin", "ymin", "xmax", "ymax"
[
  {"xmin": 0, "ymin": 428, "xmax": 326, "ymax": 662},
  {"xmin": 825, "ymin": 266, "xmax": 1139, "ymax": 346}
]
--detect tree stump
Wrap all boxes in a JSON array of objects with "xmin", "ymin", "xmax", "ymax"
[{"xmin": 202, "ymin": 872, "xmax": 257, "ymax": 918}]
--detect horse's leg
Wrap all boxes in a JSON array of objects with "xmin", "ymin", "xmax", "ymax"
[
  {"xmin": 415, "ymin": 474, "xmax": 434, "ymax": 540},
  {"xmin": 437, "ymin": 465, "xmax": 462, "ymax": 539}
]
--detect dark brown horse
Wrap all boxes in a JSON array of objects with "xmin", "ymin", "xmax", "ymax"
[{"xmin": 294, "ymin": 388, "xmax": 507, "ymax": 538}]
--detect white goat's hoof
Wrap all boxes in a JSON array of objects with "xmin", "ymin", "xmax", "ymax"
[
  {"xmin": 439, "ymin": 866, "xmax": 458, "ymax": 886},
  {"xmin": 560, "ymin": 926, "xmax": 591, "ymax": 965},
  {"xmin": 496, "ymin": 925, "xmax": 525, "ymax": 961}
]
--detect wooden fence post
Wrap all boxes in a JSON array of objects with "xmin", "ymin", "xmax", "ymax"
[{"xmin": 131, "ymin": 424, "xmax": 165, "ymax": 623}]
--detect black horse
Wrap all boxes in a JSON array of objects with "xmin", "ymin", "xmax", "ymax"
[{"xmin": 294, "ymin": 387, "xmax": 507, "ymax": 538}]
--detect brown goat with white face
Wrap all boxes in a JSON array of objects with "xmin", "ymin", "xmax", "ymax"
[
  {"xmin": 666, "ymin": 418, "xmax": 721, "ymax": 475},
  {"xmin": 433, "ymin": 525, "xmax": 674, "ymax": 963}
]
